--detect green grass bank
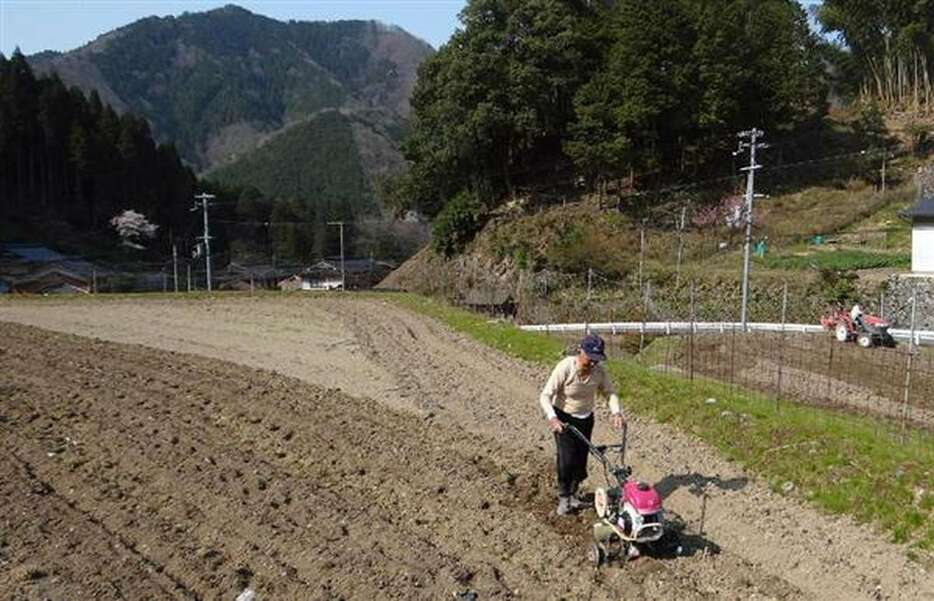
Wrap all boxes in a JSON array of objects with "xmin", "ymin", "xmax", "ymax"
[{"xmin": 392, "ymin": 293, "xmax": 934, "ymax": 555}]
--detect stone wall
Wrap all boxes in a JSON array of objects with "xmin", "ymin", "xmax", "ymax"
[
  {"xmin": 884, "ymin": 274, "xmax": 934, "ymax": 330},
  {"xmin": 915, "ymin": 163, "xmax": 934, "ymax": 199}
]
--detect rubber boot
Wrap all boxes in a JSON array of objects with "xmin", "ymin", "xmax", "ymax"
[
  {"xmin": 568, "ymin": 480, "xmax": 584, "ymax": 510},
  {"xmin": 556, "ymin": 495, "xmax": 572, "ymax": 516}
]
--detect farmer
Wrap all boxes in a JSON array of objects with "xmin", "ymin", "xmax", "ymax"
[
  {"xmin": 850, "ymin": 303, "xmax": 864, "ymax": 329},
  {"xmin": 539, "ymin": 334, "xmax": 625, "ymax": 516}
]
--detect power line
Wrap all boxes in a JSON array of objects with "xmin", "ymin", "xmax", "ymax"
[
  {"xmin": 213, "ymin": 219, "xmax": 327, "ymax": 226},
  {"xmin": 578, "ymin": 145, "xmax": 903, "ymax": 220}
]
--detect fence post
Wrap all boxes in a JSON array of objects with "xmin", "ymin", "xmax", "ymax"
[
  {"xmin": 675, "ymin": 206, "xmax": 686, "ymax": 288},
  {"xmin": 689, "ymin": 281, "xmax": 696, "ymax": 382},
  {"xmin": 730, "ymin": 320, "xmax": 737, "ymax": 394},
  {"xmin": 901, "ymin": 287, "xmax": 917, "ymax": 440},
  {"xmin": 638, "ymin": 220, "xmax": 646, "ymax": 295},
  {"xmin": 776, "ymin": 282, "xmax": 788, "ymax": 410},
  {"xmin": 664, "ymin": 329, "xmax": 672, "ymax": 374},
  {"xmin": 640, "ymin": 281, "xmax": 650, "ymax": 355},
  {"xmin": 825, "ymin": 335, "xmax": 835, "ymax": 405}
]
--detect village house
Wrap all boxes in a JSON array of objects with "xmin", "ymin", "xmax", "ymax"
[
  {"xmin": 0, "ymin": 243, "xmax": 99, "ymax": 294},
  {"xmin": 303, "ymin": 258, "xmax": 396, "ymax": 290},
  {"xmin": 10, "ymin": 265, "xmax": 90, "ymax": 294},
  {"xmin": 907, "ymin": 195, "xmax": 934, "ymax": 273}
]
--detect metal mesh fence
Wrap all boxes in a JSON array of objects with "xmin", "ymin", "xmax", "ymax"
[
  {"xmin": 497, "ymin": 187, "xmax": 930, "ymax": 430},
  {"xmin": 645, "ymin": 330, "xmax": 934, "ymax": 427},
  {"xmin": 527, "ymin": 276, "xmax": 933, "ymax": 432}
]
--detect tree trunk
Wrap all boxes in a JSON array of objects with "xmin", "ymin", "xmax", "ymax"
[
  {"xmin": 867, "ymin": 57, "xmax": 885, "ymax": 107},
  {"xmin": 924, "ymin": 54, "xmax": 931, "ymax": 115}
]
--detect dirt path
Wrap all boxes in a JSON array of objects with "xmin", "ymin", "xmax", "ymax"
[{"xmin": 1, "ymin": 296, "xmax": 931, "ymax": 600}]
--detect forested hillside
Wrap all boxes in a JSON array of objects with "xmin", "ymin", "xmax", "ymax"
[
  {"xmin": 376, "ymin": 0, "xmax": 934, "ymax": 332},
  {"xmin": 818, "ymin": 0, "xmax": 934, "ymax": 115},
  {"xmin": 210, "ymin": 111, "xmax": 375, "ymax": 218},
  {"xmin": 30, "ymin": 6, "xmax": 432, "ymax": 171},
  {"xmin": 28, "ymin": 5, "xmax": 433, "ymax": 222},
  {"xmin": 0, "ymin": 55, "xmax": 421, "ymax": 266},
  {"xmin": 386, "ymin": 0, "xmax": 932, "ymax": 257},
  {"xmin": 1, "ymin": 5, "xmax": 436, "ymax": 265},
  {"xmin": 0, "ymin": 51, "xmax": 197, "ymax": 251}
]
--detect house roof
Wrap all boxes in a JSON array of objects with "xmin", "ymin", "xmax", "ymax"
[
  {"xmin": 0, "ymin": 244, "xmax": 103, "ymax": 277},
  {"xmin": 306, "ymin": 258, "xmax": 397, "ymax": 274},
  {"xmin": 906, "ymin": 196, "xmax": 934, "ymax": 218},
  {"xmin": 12, "ymin": 265, "xmax": 88, "ymax": 286},
  {"xmin": 225, "ymin": 262, "xmax": 296, "ymax": 278},
  {"xmin": 36, "ymin": 282, "xmax": 89, "ymax": 294}
]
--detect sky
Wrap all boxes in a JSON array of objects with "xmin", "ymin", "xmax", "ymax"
[
  {"xmin": 0, "ymin": 1, "xmax": 828, "ymax": 59},
  {"xmin": 0, "ymin": 0, "xmax": 468, "ymax": 57}
]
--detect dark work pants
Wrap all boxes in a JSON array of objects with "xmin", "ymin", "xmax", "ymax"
[{"xmin": 553, "ymin": 408, "xmax": 594, "ymax": 497}]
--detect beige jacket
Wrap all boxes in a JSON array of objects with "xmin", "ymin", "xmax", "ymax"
[{"xmin": 539, "ymin": 356, "xmax": 621, "ymax": 419}]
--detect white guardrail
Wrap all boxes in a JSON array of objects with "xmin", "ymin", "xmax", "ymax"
[{"xmin": 519, "ymin": 321, "xmax": 934, "ymax": 346}]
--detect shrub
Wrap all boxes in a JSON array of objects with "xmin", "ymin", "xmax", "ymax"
[{"xmin": 431, "ymin": 191, "xmax": 487, "ymax": 257}]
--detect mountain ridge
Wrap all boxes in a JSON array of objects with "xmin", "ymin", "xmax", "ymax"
[{"xmin": 27, "ymin": 4, "xmax": 432, "ymax": 206}]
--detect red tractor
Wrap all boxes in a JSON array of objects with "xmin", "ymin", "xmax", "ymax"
[{"xmin": 820, "ymin": 306, "xmax": 896, "ymax": 348}]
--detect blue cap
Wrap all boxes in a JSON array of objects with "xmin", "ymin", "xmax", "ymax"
[{"xmin": 580, "ymin": 334, "xmax": 607, "ymax": 362}]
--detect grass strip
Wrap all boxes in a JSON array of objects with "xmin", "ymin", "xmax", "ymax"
[
  {"xmin": 392, "ymin": 292, "xmax": 934, "ymax": 554},
  {"xmin": 755, "ymin": 248, "xmax": 910, "ymax": 271}
]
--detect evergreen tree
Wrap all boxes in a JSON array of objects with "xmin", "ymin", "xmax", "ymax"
[
  {"xmin": 0, "ymin": 55, "xmax": 198, "ymax": 257},
  {"xmin": 402, "ymin": 0, "xmax": 599, "ymax": 216},
  {"xmin": 401, "ymin": 0, "xmax": 827, "ymax": 232},
  {"xmin": 818, "ymin": 0, "xmax": 933, "ymax": 112}
]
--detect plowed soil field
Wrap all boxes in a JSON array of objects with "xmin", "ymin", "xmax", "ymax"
[{"xmin": 1, "ymin": 295, "xmax": 931, "ymax": 600}]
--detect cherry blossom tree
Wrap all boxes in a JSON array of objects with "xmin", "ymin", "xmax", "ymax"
[{"xmin": 110, "ymin": 209, "xmax": 159, "ymax": 250}]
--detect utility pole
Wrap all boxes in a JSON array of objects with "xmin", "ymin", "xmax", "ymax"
[
  {"xmin": 327, "ymin": 221, "xmax": 346, "ymax": 291},
  {"xmin": 734, "ymin": 128, "xmax": 768, "ymax": 331},
  {"xmin": 192, "ymin": 193, "xmax": 215, "ymax": 292}
]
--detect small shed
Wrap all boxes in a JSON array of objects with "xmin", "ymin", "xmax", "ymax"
[
  {"xmin": 463, "ymin": 287, "xmax": 517, "ymax": 318},
  {"xmin": 907, "ymin": 195, "xmax": 934, "ymax": 273},
  {"xmin": 277, "ymin": 275, "xmax": 304, "ymax": 291},
  {"xmin": 223, "ymin": 263, "xmax": 297, "ymax": 290}
]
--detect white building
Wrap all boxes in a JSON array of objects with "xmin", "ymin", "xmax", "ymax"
[{"xmin": 908, "ymin": 196, "xmax": 934, "ymax": 273}]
